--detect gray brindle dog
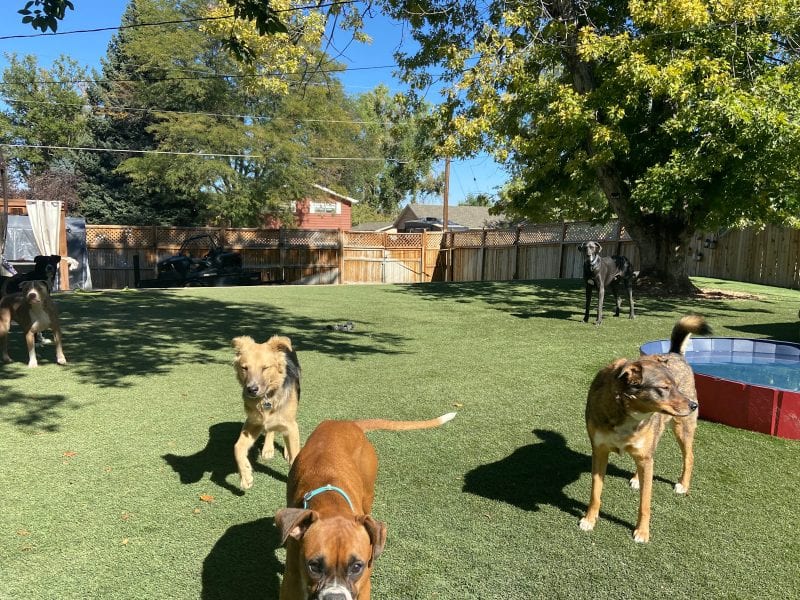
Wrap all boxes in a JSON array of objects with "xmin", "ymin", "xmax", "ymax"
[{"xmin": 579, "ymin": 241, "xmax": 636, "ymax": 325}]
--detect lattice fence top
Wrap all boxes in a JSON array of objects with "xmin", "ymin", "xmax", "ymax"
[
  {"xmin": 386, "ymin": 233, "xmax": 421, "ymax": 248},
  {"xmin": 84, "ymin": 220, "xmax": 633, "ymax": 251},
  {"xmin": 564, "ymin": 221, "xmax": 620, "ymax": 242},
  {"xmin": 283, "ymin": 229, "xmax": 339, "ymax": 248},
  {"xmin": 346, "ymin": 232, "xmax": 385, "ymax": 248},
  {"xmin": 519, "ymin": 223, "xmax": 563, "ymax": 244},
  {"xmin": 451, "ymin": 231, "xmax": 485, "ymax": 248},
  {"xmin": 425, "ymin": 232, "xmax": 445, "ymax": 249},
  {"xmin": 484, "ymin": 230, "xmax": 515, "ymax": 247},
  {"xmin": 86, "ymin": 226, "xmax": 156, "ymax": 248},
  {"xmin": 225, "ymin": 229, "xmax": 281, "ymax": 247}
]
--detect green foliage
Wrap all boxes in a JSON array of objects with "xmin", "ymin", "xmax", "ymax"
[
  {"xmin": 380, "ymin": 0, "xmax": 800, "ymax": 288},
  {"xmin": 17, "ymin": 0, "xmax": 74, "ymax": 32},
  {"xmin": 0, "ymin": 53, "xmax": 88, "ymax": 184},
  {"xmin": 346, "ymin": 85, "xmax": 441, "ymax": 213}
]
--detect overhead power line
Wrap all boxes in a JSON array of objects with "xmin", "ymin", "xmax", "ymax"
[
  {"xmin": 0, "ymin": 63, "xmax": 397, "ymax": 87},
  {"xmin": 0, "ymin": 142, "xmax": 406, "ymax": 162},
  {"xmin": 2, "ymin": 98, "xmax": 400, "ymax": 126}
]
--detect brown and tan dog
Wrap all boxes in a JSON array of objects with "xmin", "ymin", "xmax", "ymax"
[
  {"xmin": 579, "ymin": 315, "xmax": 711, "ymax": 543},
  {"xmin": 275, "ymin": 413, "xmax": 456, "ymax": 600},
  {"xmin": 232, "ymin": 335, "xmax": 301, "ymax": 490},
  {"xmin": 0, "ymin": 280, "xmax": 67, "ymax": 368}
]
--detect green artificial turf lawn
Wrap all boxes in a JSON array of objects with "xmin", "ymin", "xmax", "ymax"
[{"xmin": 1, "ymin": 277, "xmax": 798, "ymax": 599}]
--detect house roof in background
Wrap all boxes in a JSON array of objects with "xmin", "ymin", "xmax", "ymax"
[
  {"xmin": 397, "ymin": 204, "xmax": 509, "ymax": 229},
  {"xmin": 312, "ymin": 184, "xmax": 359, "ymax": 205},
  {"xmin": 350, "ymin": 221, "xmax": 395, "ymax": 232}
]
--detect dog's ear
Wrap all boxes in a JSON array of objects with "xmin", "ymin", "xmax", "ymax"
[
  {"xmin": 267, "ymin": 335, "xmax": 293, "ymax": 354},
  {"xmin": 231, "ymin": 336, "xmax": 255, "ymax": 354},
  {"xmin": 275, "ymin": 508, "xmax": 318, "ymax": 544},
  {"xmin": 577, "ymin": 243, "xmax": 585, "ymax": 252},
  {"xmin": 19, "ymin": 280, "xmax": 34, "ymax": 293},
  {"xmin": 594, "ymin": 242, "xmax": 603, "ymax": 254},
  {"xmin": 358, "ymin": 515, "xmax": 387, "ymax": 565},
  {"xmin": 616, "ymin": 361, "xmax": 643, "ymax": 385}
]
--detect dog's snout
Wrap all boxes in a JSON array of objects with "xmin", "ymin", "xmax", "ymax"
[
  {"xmin": 246, "ymin": 383, "xmax": 260, "ymax": 396},
  {"xmin": 688, "ymin": 401, "xmax": 698, "ymax": 412},
  {"xmin": 320, "ymin": 593, "xmax": 349, "ymax": 600}
]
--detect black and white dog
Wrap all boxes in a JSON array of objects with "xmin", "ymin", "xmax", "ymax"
[{"xmin": 578, "ymin": 241, "xmax": 636, "ymax": 325}]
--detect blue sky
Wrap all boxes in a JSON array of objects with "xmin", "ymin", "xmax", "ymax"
[{"xmin": 0, "ymin": 0, "xmax": 508, "ymax": 205}]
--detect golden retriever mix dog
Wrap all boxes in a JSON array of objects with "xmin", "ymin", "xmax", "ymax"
[
  {"xmin": 579, "ymin": 315, "xmax": 710, "ymax": 543},
  {"xmin": 0, "ymin": 280, "xmax": 67, "ymax": 368},
  {"xmin": 232, "ymin": 335, "xmax": 301, "ymax": 490}
]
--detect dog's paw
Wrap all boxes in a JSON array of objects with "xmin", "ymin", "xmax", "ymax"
[
  {"xmin": 629, "ymin": 477, "xmax": 640, "ymax": 490},
  {"xmin": 27, "ymin": 361, "xmax": 39, "ymax": 368},
  {"xmin": 578, "ymin": 518, "xmax": 595, "ymax": 532},
  {"xmin": 633, "ymin": 528, "xmax": 650, "ymax": 543},
  {"xmin": 260, "ymin": 445, "xmax": 275, "ymax": 461},
  {"xmin": 2, "ymin": 356, "xmax": 12, "ymax": 364},
  {"xmin": 674, "ymin": 482, "xmax": 688, "ymax": 495},
  {"xmin": 239, "ymin": 471, "xmax": 254, "ymax": 490},
  {"xmin": 57, "ymin": 357, "xmax": 67, "ymax": 366}
]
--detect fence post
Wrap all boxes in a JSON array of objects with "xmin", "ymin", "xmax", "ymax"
[
  {"xmin": 513, "ymin": 225, "xmax": 521, "ymax": 280},
  {"xmin": 152, "ymin": 225, "xmax": 159, "ymax": 277},
  {"xmin": 558, "ymin": 222, "xmax": 568, "ymax": 279},
  {"xmin": 420, "ymin": 230, "xmax": 426, "ymax": 283},
  {"xmin": 480, "ymin": 229, "xmax": 488, "ymax": 281},
  {"xmin": 279, "ymin": 228, "xmax": 287, "ymax": 283},
  {"xmin": 338, "ymin": 229, "xmax": 345, "ymax": 285}
]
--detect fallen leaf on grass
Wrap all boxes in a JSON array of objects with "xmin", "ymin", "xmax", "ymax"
[
  {"xmin": 63, "ymin": 451, "xmax": 77, "ymax": 458},
  {"xmin": 17, "ymin": 529, "xmax": 30, "ymax": 536},
  {"xmin": 199, "ymin": 494, "xmax": 214, "ymax": 503},
  {"xmin": 121, "ymin": 538, "xmax": 129, "ymax": 546},
  {"xmin": 452, "ymin": 403, "xmax": 464, "ymax": 408},
  {"xmin": 193, "ymin": 508, "xmax": 202, "ymax": 515}
]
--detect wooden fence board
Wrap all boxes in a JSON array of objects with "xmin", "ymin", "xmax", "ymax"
[{"xmin": 83, "ymin": 222, "xmax": 800, "ymax": 290}]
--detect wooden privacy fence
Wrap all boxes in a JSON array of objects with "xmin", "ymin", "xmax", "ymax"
[
  {"xmin": 84, "ymin": 221, "xmax": 798, "ymax": 290},
  {"xmin": 85, "ymin": 221, "xmax": 636, "ymax": 289}
]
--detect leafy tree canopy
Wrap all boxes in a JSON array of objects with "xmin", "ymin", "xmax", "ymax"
[{"xmin": 378, "ymin": 0, "xmax": 800, "ymax": 290}]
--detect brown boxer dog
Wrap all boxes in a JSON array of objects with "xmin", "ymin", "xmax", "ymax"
[{"xmin": 275, "ymin": 412, "xmax": 456, "ymax": 600}]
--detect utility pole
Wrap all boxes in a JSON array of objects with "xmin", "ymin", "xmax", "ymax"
[{"xmin": 442, "ymin": 157, "xmax": 450, "ymax": 231}]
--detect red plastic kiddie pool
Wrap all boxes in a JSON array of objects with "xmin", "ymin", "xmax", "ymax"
[{"xmin": 640, "ymin": 338, "xmax": 800, "ymax": 440}]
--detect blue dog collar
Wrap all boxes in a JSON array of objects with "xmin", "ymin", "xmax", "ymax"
[{"xmin": 302, "ymin": 484, "xmax": 354, "ymax": 512}]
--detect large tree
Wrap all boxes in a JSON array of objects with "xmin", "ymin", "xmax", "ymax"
[
  {"xmin": 0, "ymin": 53, "xmax": 89, "ymax": 204},
  {"xmin": 377, "ymin": 0, "xmax": 800, "ymax": 291}
]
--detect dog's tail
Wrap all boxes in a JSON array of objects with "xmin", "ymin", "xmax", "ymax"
[
  {"xmin": 354, "ymin": 412, "xmax": 456, "ymax": 432},
  {"xmin": 669, "ymin": 315, "xmax": 712, "ymax": 355}
]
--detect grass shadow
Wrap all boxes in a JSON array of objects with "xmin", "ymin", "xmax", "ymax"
[
  {"xmin": 391, "ymin": 278, "xmax": 781, "ymax": 323},
  {"xmin": 162, "ymin": 421, "xmax": 287, "ymax": 497},
  {"xmin": 0, "ymin": 377, "xmax": 74, "ymax": 432},
  {"xmin": 56, "ymin": 290, "xmax": 410, "ymax": 389},
  {"xmin": 726, "ymin": 321, "xmax": 800, "ymax": 343},
  {"xmin": 201, "ymin": 516, "xmax": 283, "ymax": 599},
  {"xmin": 463, "ymin": 429, "xmax": 637, "ymax": 529}
]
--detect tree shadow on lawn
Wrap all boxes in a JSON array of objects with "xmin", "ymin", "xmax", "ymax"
[
  {"xmin": 162, "ymin": 421, "xmax": 287, "ymax": 496},
  {"xmin": 202, "ymin": 515, "xmax": 283, "ymax": 599},
  {"xmin": 0, "ymin": 374, "xmax": 74, "ymax": 432},
  {"xmin": 726, "ymin": 321, "xmax": 800, "ymax": 343},
  {"xmin": 391, "ymin": 279, "xmax": 583, "ymax": 320},
  {"xmin": 463, "ymin": 429, "xmax": 673, "ymax": 530},
  {"xmin": 55, "ymin": 289, "xmax": 409, "ymax": 388},
  {"xmin": 391, "ymin": 279, "xmax": 779, "ymax": 322}
]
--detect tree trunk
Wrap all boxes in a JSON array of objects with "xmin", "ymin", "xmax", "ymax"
[{"xmin": 624, "ymin": 217, "xmax": 697, "ymax": 295}]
